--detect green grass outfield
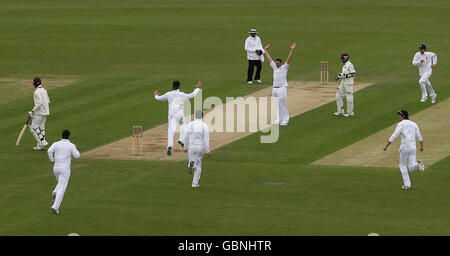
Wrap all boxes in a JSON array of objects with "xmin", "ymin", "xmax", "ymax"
[{"xmin": 0, "ymin": 0, "xmax": 449, "ymax": 235}]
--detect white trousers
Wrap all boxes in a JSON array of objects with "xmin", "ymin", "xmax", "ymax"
[
  {"xmin": 188, "ymin": 148, "xmax": 204, "ymax": 186},
  {"xmin": 29, "ymin": 114, "xmax": 48, "ymax": 147},
  {"xmin": 419, "ymin": 71, "xmax": 436, "ymax": 100},
  {"xmin": 336, "ymin": 83, "xmax": 354, "ymax": 114},
  {"xmin": 399, "ymin": 148, "xmax": 419, "ymax": 187},
  {"xmin": 272, "ymin": 87, "xmax": 289, "ymax": 125},
  {"xmin": 167, "ymin": 111, "xmax": 186, "ymax": 148},
  {"xmin": 52, "ymin": 165, "xmax": 71, "ymax": 211}
]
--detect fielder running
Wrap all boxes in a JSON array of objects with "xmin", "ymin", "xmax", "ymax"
[
  {"xmin": 264, "ymin": 42, "xmax": 296, "ymax": 126},
  {"xmin": 184, "ymin": 110, "xmax": 211, "ymax": 188},
  {"xmin": 334, "ymin": 53, "xmax": 356, "ymax": 117},
  {"xmin": 412, "ymin": 44, "xmax": 438, "ymax": 103},
  {"xmin": 154, "ymin": 80, "xmax": 202, "ymax": 156},
  {"xmin": 383, "ymin": 110, "xmax": 425, "ymax": 190},
  {"xmin": 28, "ymin": 77, "xmax": 50, "ymax": 150},
  {"xmin": 47, "ymin": 130, "xmax": 80, "ymax": 214}
]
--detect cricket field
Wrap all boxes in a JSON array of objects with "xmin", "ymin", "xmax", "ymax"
[{"xmin": 0, "ymin": 0, "xmax": 449, "ymax": 235}]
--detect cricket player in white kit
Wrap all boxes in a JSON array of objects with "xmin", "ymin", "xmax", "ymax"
[
  {"xmin": 28, "ymin": 77, "xmax": 51, "ymax": 150},
  {"xmin": 47, "ymin": 130, "xmax": 80, "ymax": 214},
  {"xmin": 264, "ymin": 42, "xmax": 297, "ymax": 126},
  {"xmin": 334, "ymin": 53, "xmax": 356, "ymax": 117},
  {"xmin": 154, "ymin": 80, "xmax": 202, "ymax": 156},
  {"xmin": 383, "ymin": 110, "xmax": 425, "ymax": 190},
  {"xmin": 184, "ymin": 110, "xmax": 211, "ymax": 188},
  {"xmin": 412, "ymin": 44, "xmax": 438, "ymax": 103}
]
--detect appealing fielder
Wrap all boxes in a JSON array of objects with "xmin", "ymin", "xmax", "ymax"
[
  {"xmin": 28, "ymin": 77, "xmax": 50, "ymax": 150},
  {"xmin": 334, "ymin": 53, "xmax": 356, "ymax": 117},
  {"xmin": 264, "ymin": 42, "xmax": 296, "ymax": 126},
  {"xmin": 184, "ymin": 110, "xmax": 211, "ymax": 188},
  {"xmin": 412, "ymin": 44, "xmax": 438, "ymax": 103},
  {"xmin": 245, "ymin": 28, "xmax": 265, "ymax": 84},
  {"xmin": 154, "ymin": 80, "xmax": 202, "ymax": 156},
  {"xmin": 383, "ymin": 110, "xmax": 425, "ymax": 190},
  {"xmin": 47, "ymin": 130, "xmax": 80, "ymax": 214}
]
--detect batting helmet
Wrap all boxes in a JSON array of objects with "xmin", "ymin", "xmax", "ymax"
[
  {"xmin": 419, "ymin": 44, "xmax": 426, "ymax": 50},
  {"xmin": 341, "ymin": 53, "xmax": 349, "ymax": 63},
  {"xmin": 33, "ymin": 77, "xmax": 42, "ymax": 87}
]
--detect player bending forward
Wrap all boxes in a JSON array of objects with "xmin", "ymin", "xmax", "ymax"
[
  {"xmin": 154, "ymin": 80, "xmax": 202, "ymax": 156},
  {"xmin": 264, "ymin": 42, "xmax": 296, "ymax": 126},
  {"xmin": 412, "ymin": 44, "xmax": 438, "ymax": 103},
  {"xmin": 334, "ymin": 53, "xmax": 356, "ymax": 117},
  {"xmin": 47, "ymin": 130, "xmax": 80, "ymax": 214},
  {"xmin": 184, "ymin": 110, "xmax": 211, "ymax": 188},
  {"xmin": 383, "ymin": 110, "xmax": 425, "ymax": 190},
  {"xmin": 28, "ymin": 77, "xmax": 51, "ymax": 150}
]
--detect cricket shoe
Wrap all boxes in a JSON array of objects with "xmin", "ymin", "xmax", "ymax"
[
  {"xmin": 431, "ymin": 95, "xmax": 437, "ymax": 104},
  {"xmin": 51, "ymin": 207, "xmax": 59, "ymax": 214},
  {"xmin": 247, "ymin": 81, "xmax": 253, "ymax": 84},
  {"xmin": 279, "ymin": 123, "xmax": 288, "ymax": 126},
  {"xmin": 167, "ymin": 147, "xmax": 172, "ymax": 156},
  {"xmin": 192, "ymin": 184, "xmax": 200, "ymax": 188},
  {"xmin": 344, "ymin": 112, "xmax": 354, "ymax": 117},
  {"xmin": 334, "ymin": 112, "xmax": 344, "ymax": 116},
  {"xmin": 33, "ymin": 146, "xmax": 45, "ymax": 151},
  {"xmin": 188, "ymin": 161, "xmax": 194, "ymax": 174},
  {"xmin": 52, "ymin": 192, "xmax": 56, "ymax": 202},
  {"xmin": 401, "ymin": 185, "xmax": 411, "ymax": 190},
  {"xmin": 418, "ymin": 160, "xmax": 425, "ymax": 171},
  {"xmin": 256, "ymin": 80, "xmax": 262, "ymax": 84},
  {"xmin": 420, "ymin": 98, "xmax": 427, "ymax": 103},
  {"xmin": 178, "ymin": 140, "xmax": 184, "ymax": 148}
]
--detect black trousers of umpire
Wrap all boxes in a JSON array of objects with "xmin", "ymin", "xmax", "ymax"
[{"xmin": 247, "ymin": 60, "xmax": 262, "ymax": 82}]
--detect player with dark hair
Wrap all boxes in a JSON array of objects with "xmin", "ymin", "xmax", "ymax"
[
  {"xmin": 383, "ymin": 110, "xmax": 425, "ymax": 190},
  {"xmin": 412, "ymin": 44, "xmax": 438, "ymax": 103},
  {"xmin": 154, "ymin": 81, "xmax": 202, "ymax": 155},
  {"xmin": 47, "ymin": 130, "xmax": 80, "ymax": 214},
  {"xmin": 264, "ymin": 42, "xmax": 296, "ymax": 126}
]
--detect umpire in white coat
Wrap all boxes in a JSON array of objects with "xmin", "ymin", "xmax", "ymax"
[
  {"xmin": 47, "ymin": 130, "xmax": 80, "ymax": 214},
  {"xmin": 184, "ymin": 110, "xmax": 211, "ymax": 188},
  {"xmin": 245, "ymin": 28, "xmax": 265, "ymax": 84}
]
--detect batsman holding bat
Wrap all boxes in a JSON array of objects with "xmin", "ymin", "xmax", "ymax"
[
  {"xmin": 27, "ymin": 77, "xmax": 51, "ymax": 150},
  {"xmin": 334, "ymin": 53, "xmax": 356, "ymax": 117}
]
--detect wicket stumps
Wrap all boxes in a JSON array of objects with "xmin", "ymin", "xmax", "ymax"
[
  {"xmin": 320, "ymin": 61, "xmax": 329, "ymax": 85},
  {"xmin": 132, "ymin": 126, "xmax": 143, "ymax": 155}
]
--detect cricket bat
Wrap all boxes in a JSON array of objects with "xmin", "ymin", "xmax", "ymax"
[{"xmin": 16, "ymin": 118, "xmax": 31, "ymax": 146}]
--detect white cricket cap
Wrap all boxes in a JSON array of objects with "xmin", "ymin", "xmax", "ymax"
[{"xmin": 248, "ymin": 28, "xmax": 258, "ymax": 34}]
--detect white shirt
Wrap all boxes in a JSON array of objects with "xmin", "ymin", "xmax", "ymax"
[
  {"xmin": 270, "ymin": 61, "xmax": 289, "ymax": 87},
  {"xmin": 33, "ymin": 86, "xmax": 50, "ymax": 116},
  {"xmin": 341, "ymin": 61, "xmax": 356, "ymax": 85},
  {"xmin": 412, "ymin": 51, "xmax": 437, "ymax": 76},
  {"xmin": 154, "ymin": 88, "xmax": 200, "ymax": 115},
  {"xmin": 244, "ymin": 36, "xmax": 265, "ymax": 61},
  {"xmin": 47, "ymin": 139, "xmax": 80, "ymax": 167},
  {"xmin": 389, "ymin": 119, "xmax": 423, "ymax": 150},
  {"xmin": 184, "ymin": 119, "xmax": 210, "ymax": 152}
]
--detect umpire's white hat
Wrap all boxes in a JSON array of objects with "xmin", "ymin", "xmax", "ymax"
[{"xmin": 248, "ymin": 28, "xmax": 258, "ymax": 34}]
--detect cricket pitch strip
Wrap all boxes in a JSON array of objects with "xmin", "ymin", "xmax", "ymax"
[
  {"xmin": 84, "ymin": 81, "xmax": 374, "ymax": 161},
  {"xmin": 312, "ymin": 98, "xmax": 449, "ymax": 168}
]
